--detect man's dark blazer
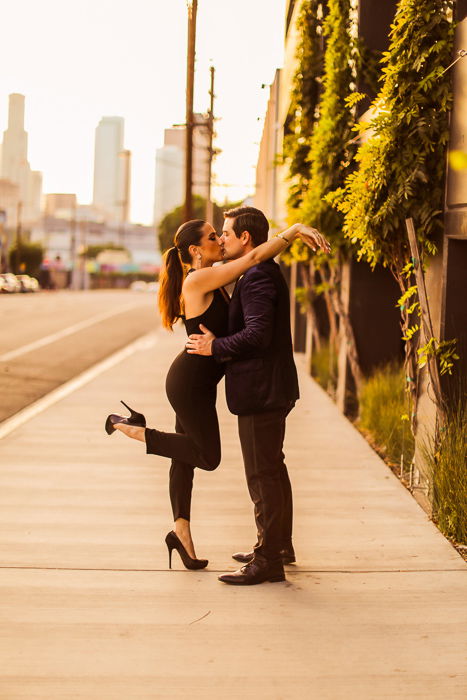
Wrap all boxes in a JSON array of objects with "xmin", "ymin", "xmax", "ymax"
[{"xmin": 212, "ymin": 259, "xmax": 299, "ymax": 416}]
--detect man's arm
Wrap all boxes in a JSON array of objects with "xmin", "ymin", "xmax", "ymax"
[
  {"xmin": 212, "ymin": 268, "xmax": 277, "ymax": 360},
  {"xmin": 185, "ymin": 267, "xmax": 278, "ymax": 359}
]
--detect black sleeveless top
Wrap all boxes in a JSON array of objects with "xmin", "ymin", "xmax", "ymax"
[
  {"xmin": 183, "ymin": 287, "xmax": 230, "ymax": 338},
  {"xmin": 165, "ymin": 285, "xmax": 230, "ymax": 394}
]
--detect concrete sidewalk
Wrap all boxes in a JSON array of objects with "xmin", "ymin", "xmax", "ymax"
[{"xmin": 0, "ymin": 326, "xmax": 465, "ymax": 699}]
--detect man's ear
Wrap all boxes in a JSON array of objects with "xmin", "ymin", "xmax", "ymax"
[{"xmin": 240, "ymin": 230, "xmax": 251, "ymax": 246}]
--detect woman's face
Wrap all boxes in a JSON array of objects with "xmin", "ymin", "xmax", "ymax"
[{"xmin": 196, "ymin": 222, "xmax": 223, "ymax": 265}]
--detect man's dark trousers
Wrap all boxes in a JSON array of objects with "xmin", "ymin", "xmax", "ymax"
[
  {"xmin": 211, "ymin": 259, "xmax": 299, "ymax": 565},
  {"xmin": 238, "ymin": 406, "xmax": 293, "ymax": 561}
]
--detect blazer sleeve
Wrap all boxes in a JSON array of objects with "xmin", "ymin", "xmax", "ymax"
[{"xmin": 212, "ymin": 266, "xmax": 277, "ymax": 361}]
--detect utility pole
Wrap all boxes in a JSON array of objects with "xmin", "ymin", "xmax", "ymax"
[
  {"xmin": 118, "ymin": 149, "xmax": 131, "ymax": 245},
  {"xmin": 0, "ymin": 209, "xmax": 6, "ymax": 273},
  {"xmin": 70, "ymin": 200, "xmax": 77, "ymax": 289},
  {"xmin": 185, "ymin": 0, "xmax": 197, "ymax": 222},
  {"xmin": 206, "ymin": 65, "xmax": 215, "ymax": 223},
  {"xmin": 16, "ymin": 201, "xmax": 23, "ymax": 273}
]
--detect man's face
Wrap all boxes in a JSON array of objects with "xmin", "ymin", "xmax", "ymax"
[{"xmin": 220, "ymin": 217, "xmax": 247, "ymax": 260}]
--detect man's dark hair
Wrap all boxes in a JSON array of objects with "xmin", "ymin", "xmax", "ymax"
[{"xmin": 223, "ymin": 206, "xmax": 269, "ymax": 247}]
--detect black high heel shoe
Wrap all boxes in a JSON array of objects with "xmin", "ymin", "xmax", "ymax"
[
  {"xmin": 105, "ymin": 400, "xmax": 147, "ymax": 435},
  {"xmin": 165, "ymin": 531, "xmax": 208, "ymax": 570}
]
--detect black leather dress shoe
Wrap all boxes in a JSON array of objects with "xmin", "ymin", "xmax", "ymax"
[
  {"xmin": 232, "ymin": 549, "xmax": 296, "ymax": 565},
  {"xmin": 219, "ymin": 558, "xmax": 285, "ymax": 586}
]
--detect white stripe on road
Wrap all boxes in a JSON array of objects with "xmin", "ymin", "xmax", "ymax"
[
  {"xmin": 0, "ymin": 332, "xmax": 158, "ymax": 440},
  {"xmin": 0, "ymin": 301, "xmax": 150, "ymax": 363}
]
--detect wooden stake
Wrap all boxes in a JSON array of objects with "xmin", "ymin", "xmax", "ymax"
[{"xmin": 405, "ymin": 218, "xmax": 444, "ymax": 415}]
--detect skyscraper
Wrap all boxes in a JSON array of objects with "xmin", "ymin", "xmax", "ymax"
[
  {"xmin": 0, "ymin": 93, "xmax": 42, "ymax": 225},
  {"xmin": 92, "ymin": 116, "xmax": 129, "ymax": 223},
  {"xmin": 153, "ymin": 114, "xmax": 211, "ymax": 229},
  {"xmin": 153, "ymin": 144, "xmax": 184, "ymax": 227},
  {"xmin": 1, "ymin": 94, "xmax": 28, "ymax": 185}
]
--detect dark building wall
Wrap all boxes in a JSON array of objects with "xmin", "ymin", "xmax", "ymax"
[
  {"xmin": 358, "ymin": 0, "xmax": 397, "ymax": 53},
  {"xmin": 442, "ymin": 15, "xmax": 467, "ymax": 396},
  {"xmin": 358, "ymin": 0, "xmax": 398, "ymax": 107},
  {"xmin": 349, "ymin": 258, "xmax": 403, "ymax": 375},
  {"xmin": 456, "ymin": 0, "xmax": 467, "ymax": 21},
  {"xmin": 441, "ymin": 238, "xmax": 467, "ymax": 394}
]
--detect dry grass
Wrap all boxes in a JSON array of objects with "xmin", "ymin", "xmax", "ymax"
[
  {"xmin": 424, "ymin": 399, "xmax": 467, "ymax": 545},
  {"xmin": 358, "ymin": 363, "xmax": 415, "ymax": 467}
]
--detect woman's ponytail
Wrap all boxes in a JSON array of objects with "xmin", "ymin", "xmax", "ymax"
[
  {"xmin": 158, "ymin": 247, "xmax": 185, "ymax": 330},
  {"xmin": 157, "ymin": 219, "xmax": 206, "ymax": 330}
]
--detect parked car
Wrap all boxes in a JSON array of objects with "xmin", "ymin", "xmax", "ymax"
[
  {"xmin": 16, "ymin": 275, "xmax": 40, "ymax": 292},
  {"xmin": 130, "ymin": 280, "xmax": 148, "ymax": 292},
  {"xmin": 146, "ymin": 281, "xmax": 159, "ymax": 294},
  {"xmin": 0, "ymin": 273, "xmax": 22, "ymax": 293}
]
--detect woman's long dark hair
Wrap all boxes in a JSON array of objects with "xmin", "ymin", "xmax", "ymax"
[{"xmin": 158, "ymin": 219, "xmax": 205, "ymax": 330}]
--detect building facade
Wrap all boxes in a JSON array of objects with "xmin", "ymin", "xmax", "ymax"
[
  {"xmin": 0, "ymin": 93, "xmax": 42, "ymax": 226},
  {"xmin": 254, "ymin": 0, "xmax": 467, "ymax": 511},
  {"xmin": 92, "ymin": 116, "xmax": 130, "ymax": 224},
  {"xmin": 153, "ymin": 114, "xmax": 211, "ymax": 229}
]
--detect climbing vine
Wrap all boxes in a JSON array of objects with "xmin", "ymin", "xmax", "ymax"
[
  {"xmin": 283, "ymin": 0, "xmax": 324, "ymax": 215},
  {"xmin": 284, "ymin": 0, "xmax": 364, "ymax": 391},
  {"xmin": 329, "ymin": 0, "xmax": 454, "ymax": 269},
  {"xmin": 327, "ymin": 0, "xmax": 455, "ymax": 416}
]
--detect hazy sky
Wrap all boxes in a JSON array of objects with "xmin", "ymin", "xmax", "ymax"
[{"xmin": 0, "ymin": 0, "xmax": 286, "ymax": 224}]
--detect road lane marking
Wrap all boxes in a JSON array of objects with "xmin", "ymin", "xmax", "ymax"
[
  {"xmin": 0, "ymin": 301, "xmax": 152, "ymax": 362},
  {"xmin": 0, "ymin": 332, "xmax": 158, "ymax": 440}
]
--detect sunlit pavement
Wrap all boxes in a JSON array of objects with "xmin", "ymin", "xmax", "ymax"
[{"xmin": 0, "ymin": 326, "xmax": 465, "ymax": 699}]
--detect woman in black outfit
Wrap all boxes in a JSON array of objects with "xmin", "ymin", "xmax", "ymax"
[{"xmin": 106, "ymin": 218, "xmax": 324, "ymax": 569}]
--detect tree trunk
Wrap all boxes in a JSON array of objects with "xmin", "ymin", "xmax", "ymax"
[
  {"xmin": 326, "ymin": 256, "xmax": 363, "ymax": 396},
  {"xmin": 299, "ymin": 262, "xmax": 322, "ymax": 352}
]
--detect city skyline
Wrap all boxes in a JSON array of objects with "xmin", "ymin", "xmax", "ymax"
[{"xmin": 0, "ymin": 0, "xmax": 286, "ymax": 225}]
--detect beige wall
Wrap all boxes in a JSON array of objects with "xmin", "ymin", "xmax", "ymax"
[
  {"xmin": 413, "ymin": 17, "xmax": 467, "ymax": 505},
  {"xmin": 253, "ymin": 0, "xmax": 302, "ymax": 229},
  {"xmin": 253, "ymin": 70, "xmax": 281, "ymax": 228}
]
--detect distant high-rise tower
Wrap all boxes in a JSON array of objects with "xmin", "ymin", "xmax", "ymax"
[
  {"xmin": 1, "ymin": 94, "xmax": 28, "ymax": 185},
  {"xmin": 0, "ymin": 93, "xmax": 42, "ymax": 224},
  {"xmin": 153, "ymin": 114, "xmax": 211, "ymax": 229},
  {"xmin": 153, "ymin": 144, "xmax": 184, "ymax": 227},
  {"xmin": 93, "ymin": 116, "xmax": 129, "ymax": 223}
]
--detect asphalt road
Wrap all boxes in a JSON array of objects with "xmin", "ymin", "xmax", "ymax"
[{"xmin": 0, "ymin": 289, "xmax": 159, "ymax": 423}]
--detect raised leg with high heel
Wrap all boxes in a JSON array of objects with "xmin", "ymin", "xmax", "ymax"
[
  {"xmin": 105, "ymin": 400, "xmax": 147, "ymax": 435},
  {"xmin": 165, "ymin": 531, "xmax": 208, "ymax": 570}
]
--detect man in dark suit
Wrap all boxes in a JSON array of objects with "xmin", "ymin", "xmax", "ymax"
[{"xmin": 186, "ymin": 206, "xmax": 328, "ymax": 585}]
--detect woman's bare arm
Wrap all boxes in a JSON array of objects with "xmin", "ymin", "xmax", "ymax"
[{"xmin": 183, "ymin": 224, "xmax": 331, "ymax": 295}]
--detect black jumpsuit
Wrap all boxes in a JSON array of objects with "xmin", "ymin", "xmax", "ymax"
[{"xmin": 145, "ymin": 286, "xmax": 229, "ymax": 520}]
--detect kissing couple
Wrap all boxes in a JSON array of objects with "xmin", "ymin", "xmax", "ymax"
[{"xmin": 106, "ymin": 206, "xmax": 330, "ymax": 585}]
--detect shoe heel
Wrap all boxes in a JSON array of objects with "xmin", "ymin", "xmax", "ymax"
[
  {"xmin": 120, "ymin": 400, "xmax": 146, "ymax": 427},
  {"xmin": 165, "ymin": 533, "xmax": 175, "ymax": 569},
  {"xmin": 105, "ymin": 416, "xmax": 115, "ymax": 435},
  {"xmin": 268, "ymin": 574, "xmax": 286, "ymax": 583}
]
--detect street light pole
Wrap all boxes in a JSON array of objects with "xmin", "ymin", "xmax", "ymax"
[
  {"xmin": 185, "ymin": 0, "xmax": 198, "ymax": 222},
  {"xmin": 70, "ymin": 201, "xmax": 77, "ymax": 289},
  {"xmin": 0, "ymin": 209, "xmax": 6, "ymax": 273},
  {"xmin": 206, "ymin": 65, "xmax": 215, "ymax": 223},
  {"xmin": 16, "ymin": 201, "xmax": 23, "ymax": 273}
]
